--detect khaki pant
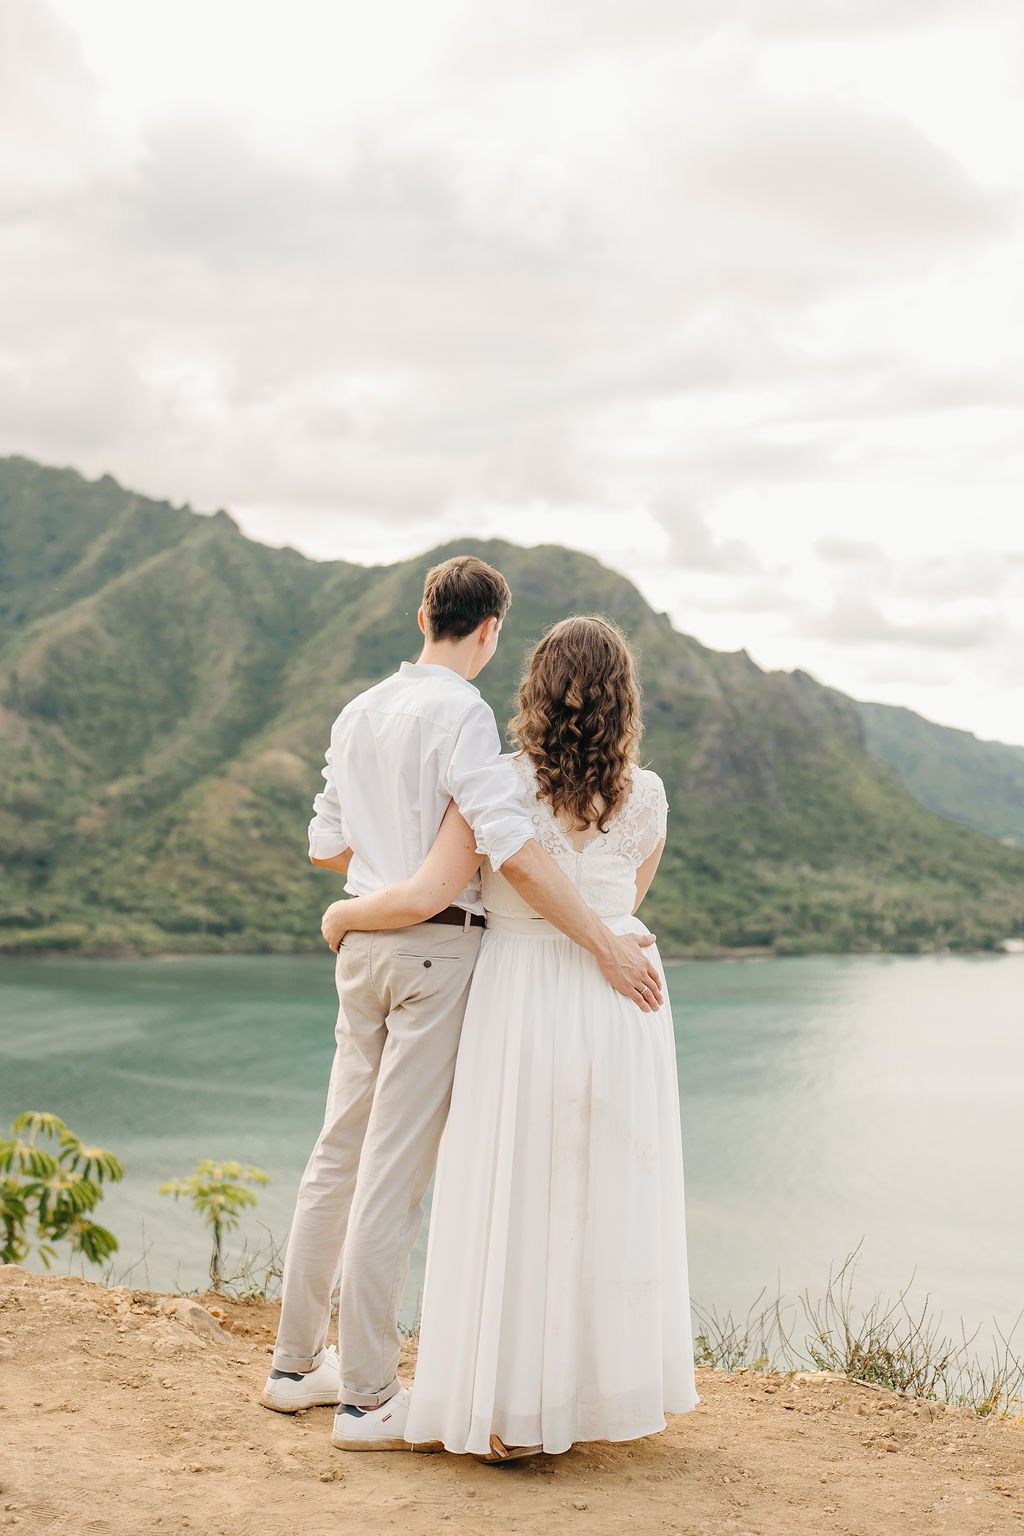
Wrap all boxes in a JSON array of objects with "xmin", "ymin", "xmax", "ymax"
[{"xmin": 273, "ymin": 921, "xmax": 482, "ymax": 1405}]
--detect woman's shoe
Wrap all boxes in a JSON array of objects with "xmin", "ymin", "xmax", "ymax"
[{"xmin": 473, "ymin": 1434, "xmax": 544, "ymax": 1464}]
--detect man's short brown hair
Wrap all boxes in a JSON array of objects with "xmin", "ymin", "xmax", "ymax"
[{"xmin": 422, "ymin": 555, "xmax": 512, "ymax": 641}]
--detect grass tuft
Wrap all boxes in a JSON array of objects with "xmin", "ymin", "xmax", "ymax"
[{"xmin": 692, "ymin": 1246, "xmax": 1024, "ymax": 1418}]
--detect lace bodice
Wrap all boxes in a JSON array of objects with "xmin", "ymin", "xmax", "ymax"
[{"xmin": 482, "ymin": 757, "xmax": 668, "ymax": 922}]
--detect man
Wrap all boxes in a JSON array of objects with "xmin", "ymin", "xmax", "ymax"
[{"xmin": 261, "ymin": 555, "xmax": 662, "ymax": 1452}]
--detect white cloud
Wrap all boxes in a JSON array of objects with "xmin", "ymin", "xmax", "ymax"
[{"xmin": 2, "ymin": 0, "xmax": 1024, "ymax": 741}]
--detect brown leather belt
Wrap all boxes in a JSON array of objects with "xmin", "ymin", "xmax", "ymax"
[{"xmin": 424, "ymin": 905, "xmax": 486, "ymax": 929}]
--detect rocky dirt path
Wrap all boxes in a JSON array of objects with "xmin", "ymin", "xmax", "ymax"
[{"xmin": 2, "ymin": 1268, "xmax": 1022, "ymax": 1535}]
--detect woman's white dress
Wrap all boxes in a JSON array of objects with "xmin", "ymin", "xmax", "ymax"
[{"xmin": 404, "ymin": 758, "xmax": 698, "ymax": 1455}]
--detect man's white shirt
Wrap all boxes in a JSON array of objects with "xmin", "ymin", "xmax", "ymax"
[{"xmin": 307, "ymin": 661, "xmax": 535, "ymax": 916}]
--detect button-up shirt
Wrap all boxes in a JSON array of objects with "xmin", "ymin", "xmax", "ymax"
[{"xmin": 307, "ymin": 661, "xmax": 535, "ymax": 915}]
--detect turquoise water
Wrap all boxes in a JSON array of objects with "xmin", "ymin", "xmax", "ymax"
[{"xmin": 1, "ymin": 953, "xmax": 1021, "ymax": 1339}]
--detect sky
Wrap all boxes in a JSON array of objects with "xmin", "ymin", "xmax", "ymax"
[{"xmin": 3, "ymin": 1, "xmax": 1024, "ymax": 745}]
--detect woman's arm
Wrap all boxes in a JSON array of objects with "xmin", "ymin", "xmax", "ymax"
[
  {"xmin": 633, "ymin": 838, "xmax": 665, "ymax": 913},
  {"xmin": 320, "ymin": 803, "xmax": 482, "ymax": 952}
]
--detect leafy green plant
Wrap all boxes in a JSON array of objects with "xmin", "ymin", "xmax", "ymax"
[
  {"xmin": 0, "ymin": 1111, "xmax": 123, "ymax": 1267},
  {"xmin": 160, "ymin": 1159, "xmax": 271, "ymax": 1291}
]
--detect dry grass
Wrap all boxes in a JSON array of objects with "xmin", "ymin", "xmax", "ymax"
[{"xmin": 692, "ymin": 1247, "xmax": 1024, "ymax": 1419}]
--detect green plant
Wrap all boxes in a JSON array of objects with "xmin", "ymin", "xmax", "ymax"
[
  {"xmin": 690, "ymin": 1246, "xmax": 1024, "ymax": 1418},
  {"xmin": 692, "ymin": 1286, "xmax": 784, "ymax": 1374},
  {"xmin": 160, "ymin": 1159, "xmax": 270, "ymax": 1291},
  {"xmin": 0, "ymin": 1111, "xmax": 123, "ymax": 1267},
  {"xmin": 800, "ymin": 1248, "xmax": 954, "ymax": 1398}
]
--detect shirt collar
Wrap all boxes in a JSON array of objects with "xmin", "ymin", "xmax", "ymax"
[{"xmin": 398, "ymin": 660, "xmax": 480, "ymax": 695}]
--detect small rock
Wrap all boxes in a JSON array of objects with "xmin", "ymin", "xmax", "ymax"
[
  {"xmin": 571, "ymin": 1502, "xmax": 588, "ymax": 1512},
  {"xmin": 160, "ymin": 1299, "xmax": 229, "ymax": 1340}
]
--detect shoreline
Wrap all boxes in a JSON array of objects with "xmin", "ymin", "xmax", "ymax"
[{"xmin": 1, "ymin": 942, "xmax": 1022, "ymax": 964}]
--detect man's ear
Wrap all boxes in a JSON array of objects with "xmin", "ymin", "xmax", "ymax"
[
  {"xmin": 480, "ymin": 615, "xmax": 499, "ymax": 645},
  {"xmin": 417, "ymin": 607, "xmax": 427, "ymax": 635}
]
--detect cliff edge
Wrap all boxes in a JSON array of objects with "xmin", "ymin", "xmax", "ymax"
[{"xmin": 1, "ymin": 1268, "xmax": 1021, "ymax": 1535}]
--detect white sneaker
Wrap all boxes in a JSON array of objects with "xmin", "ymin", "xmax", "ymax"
[
  {"xmin": 330, "ymin": 1387, "xmax": 442, "ymax": 1453},
  {"xmin": 260, "ymin": 1345, "xmax": 341, "ymax": 1413}
]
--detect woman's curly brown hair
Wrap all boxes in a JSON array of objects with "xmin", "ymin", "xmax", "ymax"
[{"xmin": 510, "ymin": 616, "xmax": 643, "ymax": 833}]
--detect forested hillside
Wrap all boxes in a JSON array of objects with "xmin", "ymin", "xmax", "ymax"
[
  {"xmin": 857, "ymin": 701, "xmax": 1024, "ymax": 850},
  {"xmin": 3, "ymin": 456, "xmax": 1023, "ymax": 956}
]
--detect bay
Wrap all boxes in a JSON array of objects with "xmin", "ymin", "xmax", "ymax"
[{"xmin": 1, "ymin": 952, "xmax": 1021, "ymax": 1342}]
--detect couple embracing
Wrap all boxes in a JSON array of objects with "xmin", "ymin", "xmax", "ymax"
[{"xmin": 260, "ymin": 555, "xmax": 698, "ymax": 1461}]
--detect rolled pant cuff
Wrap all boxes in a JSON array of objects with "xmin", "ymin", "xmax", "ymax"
[
  {"xmin": 339, "ymin": 1376, "xmax": 401, "ymax": 1409},
  {"xmin": 272, "ymin": 1347, "xmax": 326, "ymax": 1373}
]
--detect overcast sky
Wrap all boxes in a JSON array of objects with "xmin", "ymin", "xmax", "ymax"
[{"xmin": 3, "ymin": 1, "xmax": 1024, "ymax": 744}]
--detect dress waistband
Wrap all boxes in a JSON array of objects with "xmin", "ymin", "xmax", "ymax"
[{"xmin": 485, "ymin": 912, "xmax": 635, "ymax": 937}]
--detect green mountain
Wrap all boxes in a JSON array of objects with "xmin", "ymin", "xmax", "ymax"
[
  {"xmin": 856, "ymin": 701, "xmax": 1024, "ymax": 850},
  {"xmin": 2, "ymin": 455, "xmax": 1023, "ymax": 957}
]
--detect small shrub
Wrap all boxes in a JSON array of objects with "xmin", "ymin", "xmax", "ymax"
[
  {"xmin": 161, "ymin": 1159, "xmax": 270, "ymax": 1291},
  {"xmin": 691, "ymin": 1245, "xmax": 1024, "ymax": 1418},
  {"xmin": 0, "ymin": 1112, "xmax": 123, "ymax": 1266}
]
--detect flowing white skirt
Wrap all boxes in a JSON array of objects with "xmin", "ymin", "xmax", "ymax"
[{"xmin": 404, "ymin": 913, "xmax": 698, "ymax": 1456}]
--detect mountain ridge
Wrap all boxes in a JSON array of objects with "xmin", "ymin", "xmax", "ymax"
[
  {"xmin": 2, "ymin": 454, "xmax": 1023, "ymax": 956},
  {"xmin": 856, "ymin": 699, "xmax": 1024, "ymax": 849}
]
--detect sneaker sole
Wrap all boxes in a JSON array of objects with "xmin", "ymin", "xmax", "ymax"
[
  {"xmin": 329, "ymin": 1434, "xmax": 443, "ymax": 1453},
  {"xmin": 260, "ymin": 1388, "xmax": 341, "ymax": 1414}
]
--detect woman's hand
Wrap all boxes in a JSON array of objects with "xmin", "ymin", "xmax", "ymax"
[
  {"xmin": 317, "ymin": 804, "xmax": 481, "ymax": 950},
  {"xmin": 321, "ymin": 900, "xmax": 351, "ymax": 953}
]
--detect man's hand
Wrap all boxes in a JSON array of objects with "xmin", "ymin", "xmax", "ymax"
[
  {"xmin": 500, "ymin": 840, "xmax": 665, "ymax": 1010},
  {"xmin": 598, "ymin": 932, "xmax": 664, "ymax": 1012},
  {"xmin": 321, "ymin": 900, "xmax": 350, "ymax": 953}
]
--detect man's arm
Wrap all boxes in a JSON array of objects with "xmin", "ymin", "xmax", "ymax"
[
  {"xmin": 307, "ymin": 735, "xmax": 352, "ymax": 869},
  {"xmin": 500, "ymin": 842, "xmax": 663, "ymax": 1011},
  {"xmin": 443, "ymin": 701, "xmax": 537, "ymax": 873}
]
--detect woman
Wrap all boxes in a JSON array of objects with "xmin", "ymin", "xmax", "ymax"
[{"xmin": 322, "ymin": 616, "xmax": 697, "ymax": 1457}]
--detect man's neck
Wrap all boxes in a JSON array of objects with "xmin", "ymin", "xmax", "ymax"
[{"xmin": 416, "ymin": 640, "xmax": 477, "ymax": 680}]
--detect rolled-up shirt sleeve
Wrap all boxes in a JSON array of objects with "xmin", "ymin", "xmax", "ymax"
[
  {"xmin": 445, "ymin": 700, "xmax": 535, "ymax": 871},
  {"xmin": 307, "ymin": 741, "xmax": 350, "ymax": 860}
]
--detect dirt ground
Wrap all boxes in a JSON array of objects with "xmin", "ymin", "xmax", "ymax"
[{"xmin": 1, "ymin": 1267, "xmax": 1022, "ymax": 1536}]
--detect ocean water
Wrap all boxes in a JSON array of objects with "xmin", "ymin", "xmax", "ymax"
[{"xmin": 1, "ymin": 952, "xmax": 1021, "ymax": 1342}]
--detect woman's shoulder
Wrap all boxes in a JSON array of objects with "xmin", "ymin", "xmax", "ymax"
[
  {"xmin": 629, "ymin": 763, "xmax": 667, "ymax": 798},
  {"xmin": 505, "ymin": 751, "xmax": 544, "ymax": 808},
  {"xmin": 506, "ymin": 750, "xmax": 535, "ymax": 778},
  {"xmin": 622, "ymin": 765, "xmax": 668, "ymax": 828}
]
